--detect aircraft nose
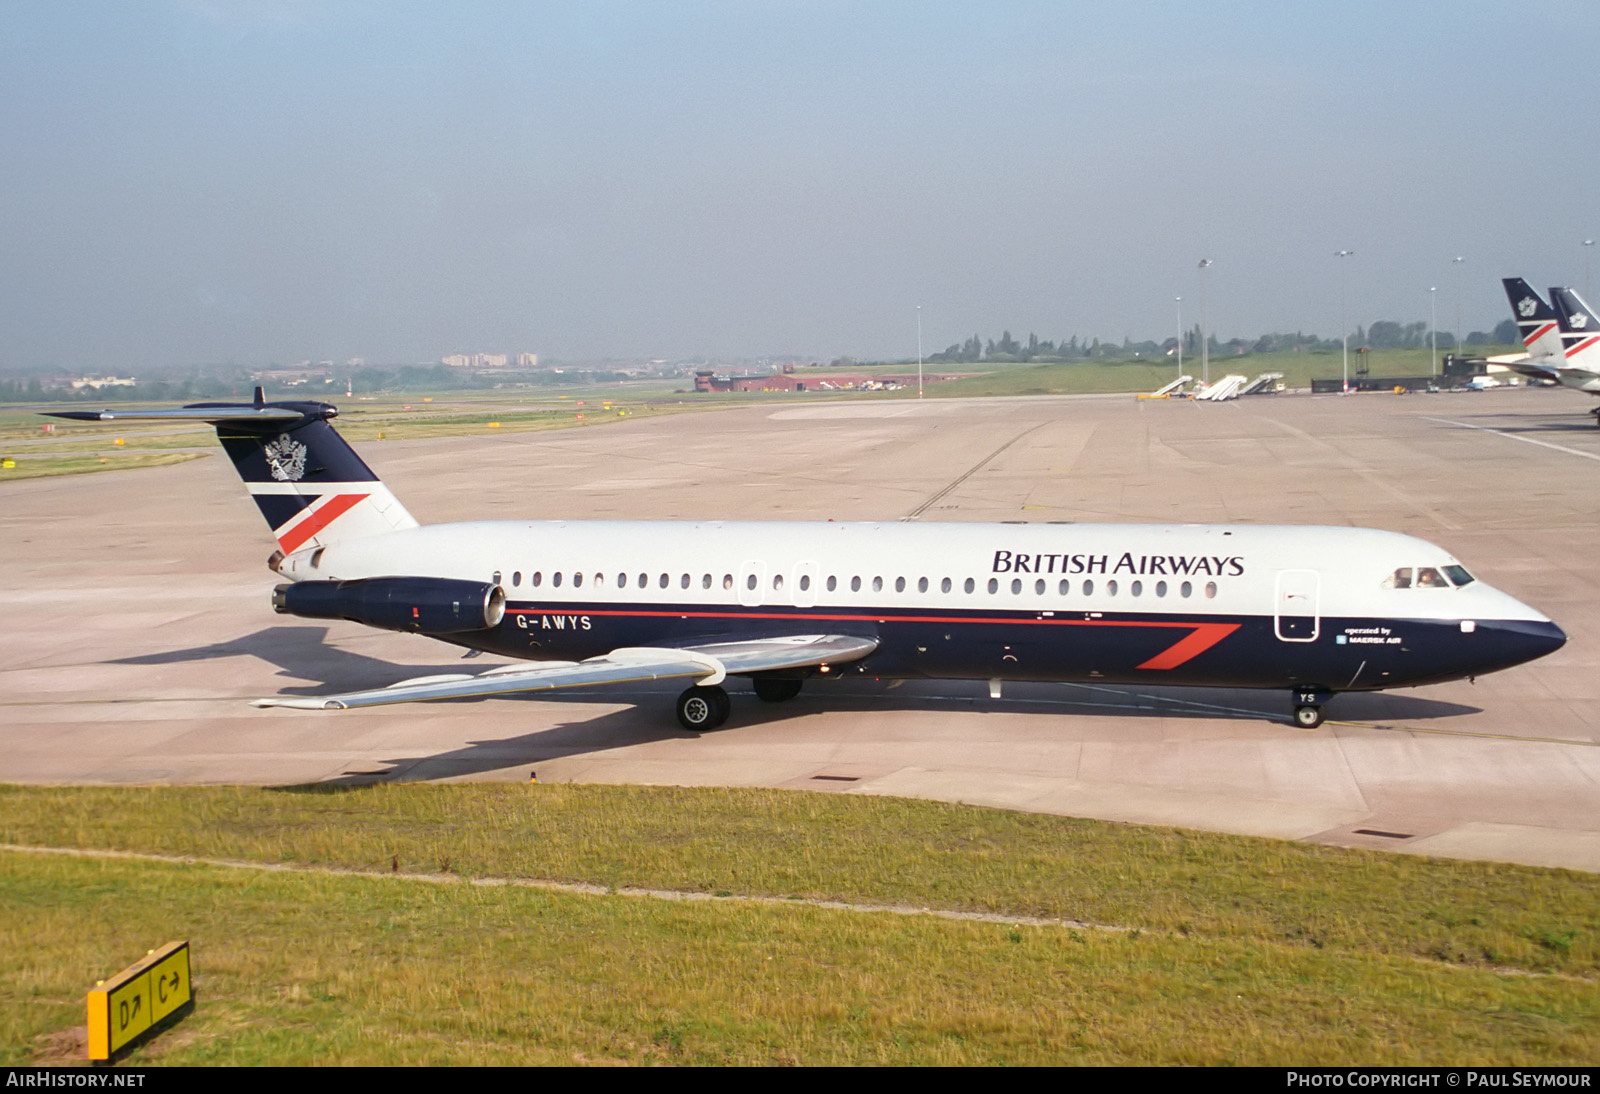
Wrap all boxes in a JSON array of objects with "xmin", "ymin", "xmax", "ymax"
[
  {"xmin": 1487, "ymin": 618, "xmax": 1567, "ymax": 669},
  {"xmin": 1525, "ymin": 619, "xmax": 1568, "ymax": 660}
]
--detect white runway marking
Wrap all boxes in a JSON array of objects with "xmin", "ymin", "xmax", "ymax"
[{"xmin": 1423, "ymin": 417, "xmax": 1600, "ymax": 463}]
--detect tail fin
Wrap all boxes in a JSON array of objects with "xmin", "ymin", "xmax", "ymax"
[
  {"xmin": 1502, "ymin": 278, "xmax": 1562, "ymax": 359},
  {"xmin": 1550, "ymin": 287, "xmax": 1600, "ymax": 368},
  {"xmin": 46, "ymin": 388, "xmax": 418, "ymax": 555}
]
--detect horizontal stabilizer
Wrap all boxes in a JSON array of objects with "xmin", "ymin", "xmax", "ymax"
[
  {"xmin": 45, "ymin": 406, "xmax": 305, "ymax": 424},
  {"xmin": 253, "ymin": 633, "xmax": 880, "ymax": 710}
]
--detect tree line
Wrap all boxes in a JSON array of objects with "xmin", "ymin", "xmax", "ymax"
[{"xmin": 924, "ymin": 319, "xmax": 1518, "ymax": 364}]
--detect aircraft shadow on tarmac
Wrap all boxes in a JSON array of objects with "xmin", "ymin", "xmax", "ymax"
[
  {"xmin": 108, "ymin": 625, "xmax": 480, "ymax": 694},
  {"xmin": 1446, "ymin": 409, "xmax": 1600, "ymax": 434},
  {"xmin": 107, "ymin": 623, "xmax": 1482, "ymax": 788},
  {"xmin": 282, "ymin": 680, "xmax": 1484, "ymax": 789}
]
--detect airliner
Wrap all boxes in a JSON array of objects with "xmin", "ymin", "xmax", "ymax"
[{"xmin": 49, "ymin": 393, "xmax": 1566, "ymax": 731}]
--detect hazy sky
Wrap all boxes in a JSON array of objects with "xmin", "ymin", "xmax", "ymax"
[{"xmin": 2, "ymin": 1, "xmax": 1596, "ymax": 369}]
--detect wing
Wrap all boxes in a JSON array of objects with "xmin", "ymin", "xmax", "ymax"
[
  {"xmin": 1486, "ymin": 353, "xmax": 1560, "ymax": 380},
  {"xmin": 252, "ymin": 633, "xmax": 879, "ymax": 710}
]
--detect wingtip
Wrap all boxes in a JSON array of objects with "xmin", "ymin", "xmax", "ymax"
[{"xmin": 251, "ymin": 697, "xmax": 345, "ymax": 711}]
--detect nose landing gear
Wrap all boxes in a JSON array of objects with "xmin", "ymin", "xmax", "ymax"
[{"xmin": 1292, "ymin": 685, "xmax": 1333, "ymax": 729}]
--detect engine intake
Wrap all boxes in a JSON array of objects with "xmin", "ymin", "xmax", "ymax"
[{"xmin": 272, "ymin": 577, "xmax": 506, "ymax": 635}]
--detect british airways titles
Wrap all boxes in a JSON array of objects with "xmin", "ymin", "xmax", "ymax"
[{"xmin": 991, "ymin": 550, "xmax": 1246, "ymax": 577}]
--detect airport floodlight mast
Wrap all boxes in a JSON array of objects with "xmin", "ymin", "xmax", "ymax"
[
  {"xmin": 1175, "ymin": 296, "xmax": 1183, "ymax": 378},
  {"xmin": 1430, "ymin": 286, "xmax": 1438, "ymax": 377},
  {"xmin": 1335, "ymin": 250, "xmax": 1355, "ymax": 391},
  {"xmin": 916, "ymin": 304, "xmax": 923, "ymax": 398},
  {"xmin": 1452, "ymin": 256, "xmax": 1466, "ymax": 356},
  {"xmin": 1197, "ymin": 259, "xmax": 1212, "ymax": 385},
  {"xmin": 1585, "ymin": 239, "xmax": 1595, "ymax": 301}
]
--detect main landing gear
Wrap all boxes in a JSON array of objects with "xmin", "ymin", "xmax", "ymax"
[
  {"xmin": 676, "ymin": 685, "xmax": 731, "ymax": 731},
  {"xmin": 675, "ymin": 677, "xmax": 806, "ymax": 731},
  {"xmin": 1292, "ymin": 685, "xmax": 1333, "ymax": 729},
  {"xmin": 752, "ymin": 677, "xmax": 803, "ymax": 703}
]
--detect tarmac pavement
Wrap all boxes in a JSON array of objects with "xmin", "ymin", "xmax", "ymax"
[{"xmin": 3, "ymin": 386, "xmax": 1596, "ymax": 870}]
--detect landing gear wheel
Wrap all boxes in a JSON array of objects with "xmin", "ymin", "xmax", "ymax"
[
  {"xmin": 752, "ymin": 678, "xmax": 803, "ymax": 703},
  {"xmin": 676, "ymin": 685, "xmax": 730, "ymax": 731},
  {"xmin": 1293, "ymin": 704, "xmax": 1324, "ymax": 729}
]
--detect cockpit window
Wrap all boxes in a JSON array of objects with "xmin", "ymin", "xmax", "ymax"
[{"xmin": 1385, "ymin": 564, "xmax": 1473, "ymax": 589}]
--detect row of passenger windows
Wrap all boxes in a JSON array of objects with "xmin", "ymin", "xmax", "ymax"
[{"xmin": 495, "ymin": 569, "xmax": 1220, "ymax": 600}]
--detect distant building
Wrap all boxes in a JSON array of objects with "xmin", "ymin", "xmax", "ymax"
[
  {"xmin": 441, "ymin": 352, "xmax": 531, "ymax": 368},
  {"xmin": 693, "ymin": 369, "xmax": 959, "ymax": 393},
  {"xmin": 69, "ymin": 376, "xmax": 136, "ymax": 389}
]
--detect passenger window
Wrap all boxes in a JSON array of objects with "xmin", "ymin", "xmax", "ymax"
[
  {"xmin": 532, "ymin": 572, "xmax": 542, "ymax": 588},
  {"xmin": 746, "ymin": 574, "xmax": 757, "ymax": 590},
  {"xmin": 1058, "ymin": 579, "xmax": 1069, "ymax": 595},
  {"xmin": 1205, "ymin": 581, "xmax": 1217, "ymax": 598},
  {"xmin": 680, "ymin": 573, "xmax": 690, "ymax": 589},
  {"xmin": 703, "ymin": 574, "xmax": 713, "ymax": 589},
  {"xmin": 1034, "ymin": 579, "xmax": 1045, "ymax": 595},
  {"xmin": 512, "ymin": 571, "xmax": 521, "ymax": 587},
  {"xmin": 987, "ymin": 578, "xmax": 999, "ymax": 594},
  {"xmin": 723, "ymin": 574, "xmax": 733, "ymax": 590},
  {"xmin": 493, "ymin": 571, "xmax": 502, "ymax": 586},
  {"xmin": 1131, "ymin": 580, "xmax": 1142, "ymax": 597},
  {"xmin": 941, "ymin": 577, "xmax": 952, "ymax": 593},
  {"xmin": 553, "ymin": 572, "xmax": 563, "ymax": 588},
  {"xmin": 872, "ymin": 576, "xmax": 883, "ymax": 592},
  {"xmin": 851, "ymin": 576, "xmax": 861, "ymax": 592},
  {"xmin": 800, "ymin": 575, "xmax": 811, "ymax": 591},
  {"xmin": 594, "ymin": 573, "xmax": 604, "ymax": 587},
  {"xmin": 659, "ymin": 573, "xmax": 669, "ymax": 589},
  {"xmin": 1010, "ymin": 578, "xmax": 1022, "ymax": 594},
  {"xmin": 638, "ymin": 573, "xmax": 648, "ymax": 588},
  {"xmin": 1083, "ymin": 580, "xmax": 1094, "ymax": 595},
  {"xmin": 1107, "ymin": 580, "xmax": 1118, "ymax": 596},
  {"xmin": 917, "ymin": 577, "xmax": 928, "ymax": 593},
  {"xmin": 1156, "ymin": 581, "xmax": 1167, "ymax": 597},
  {"xmin": 895, "ymin": 577, "xmax": 906, "ymax": 593},
  {"xmin": 616, "ymin": 573, "xmax": 626, "ymax": 588},
  {"xmin": 827, "ymin": 576, "xmax": 838, "ymax": 592},
  {"xmin": 573, "ymin": 573, "xmax": 584, "ymax": 588},
  {"xmin": 964, "ymin": 577, "xmax": 975, "ymax": 594},
  {"xmin": 773, "ymin": 574, "xmax": 784, "ymax": 589},
  {"xmin": 1180, "ymin": 581, "xmax": 1191, "ymax": 598}
]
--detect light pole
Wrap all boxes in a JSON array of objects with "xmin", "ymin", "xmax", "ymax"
[
  {"xmin": 1335, "ymin": 250, "xmax": 1355, "ymax": 391},
  {"xmin": 916, "ymin": 305, "xmax": 923, "ymax": 399},
  {"xmin": 1197, "ymin": 259, "xmax": 1212, "ymax": 386},
  {"xmin": 1452, "ymin": 256, "xmax": 1466, "ymax": 356},
  {"xmin": 1429, "ymin": 286, "xmax": 1438, "ymax": 377},
  {"xmin": 1585, "ymin": 240, "xmax": 1595, "ymax": 301},
  {"xmin": 1175, "ymin": 296, "xmax": 1183, "ymax": 379}
]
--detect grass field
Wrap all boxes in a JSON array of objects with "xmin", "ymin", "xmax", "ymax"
[
  {"xmin": 1, "ymin": 346, "xmax": 1524, "ymax": 482},
  {"xmin": 1, "ymin": 784, "xmax": 1594, "ymax": 1066},
  {"xmin": 0, "ymin": 390, "xmax": 723, "ymax": 480}
]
